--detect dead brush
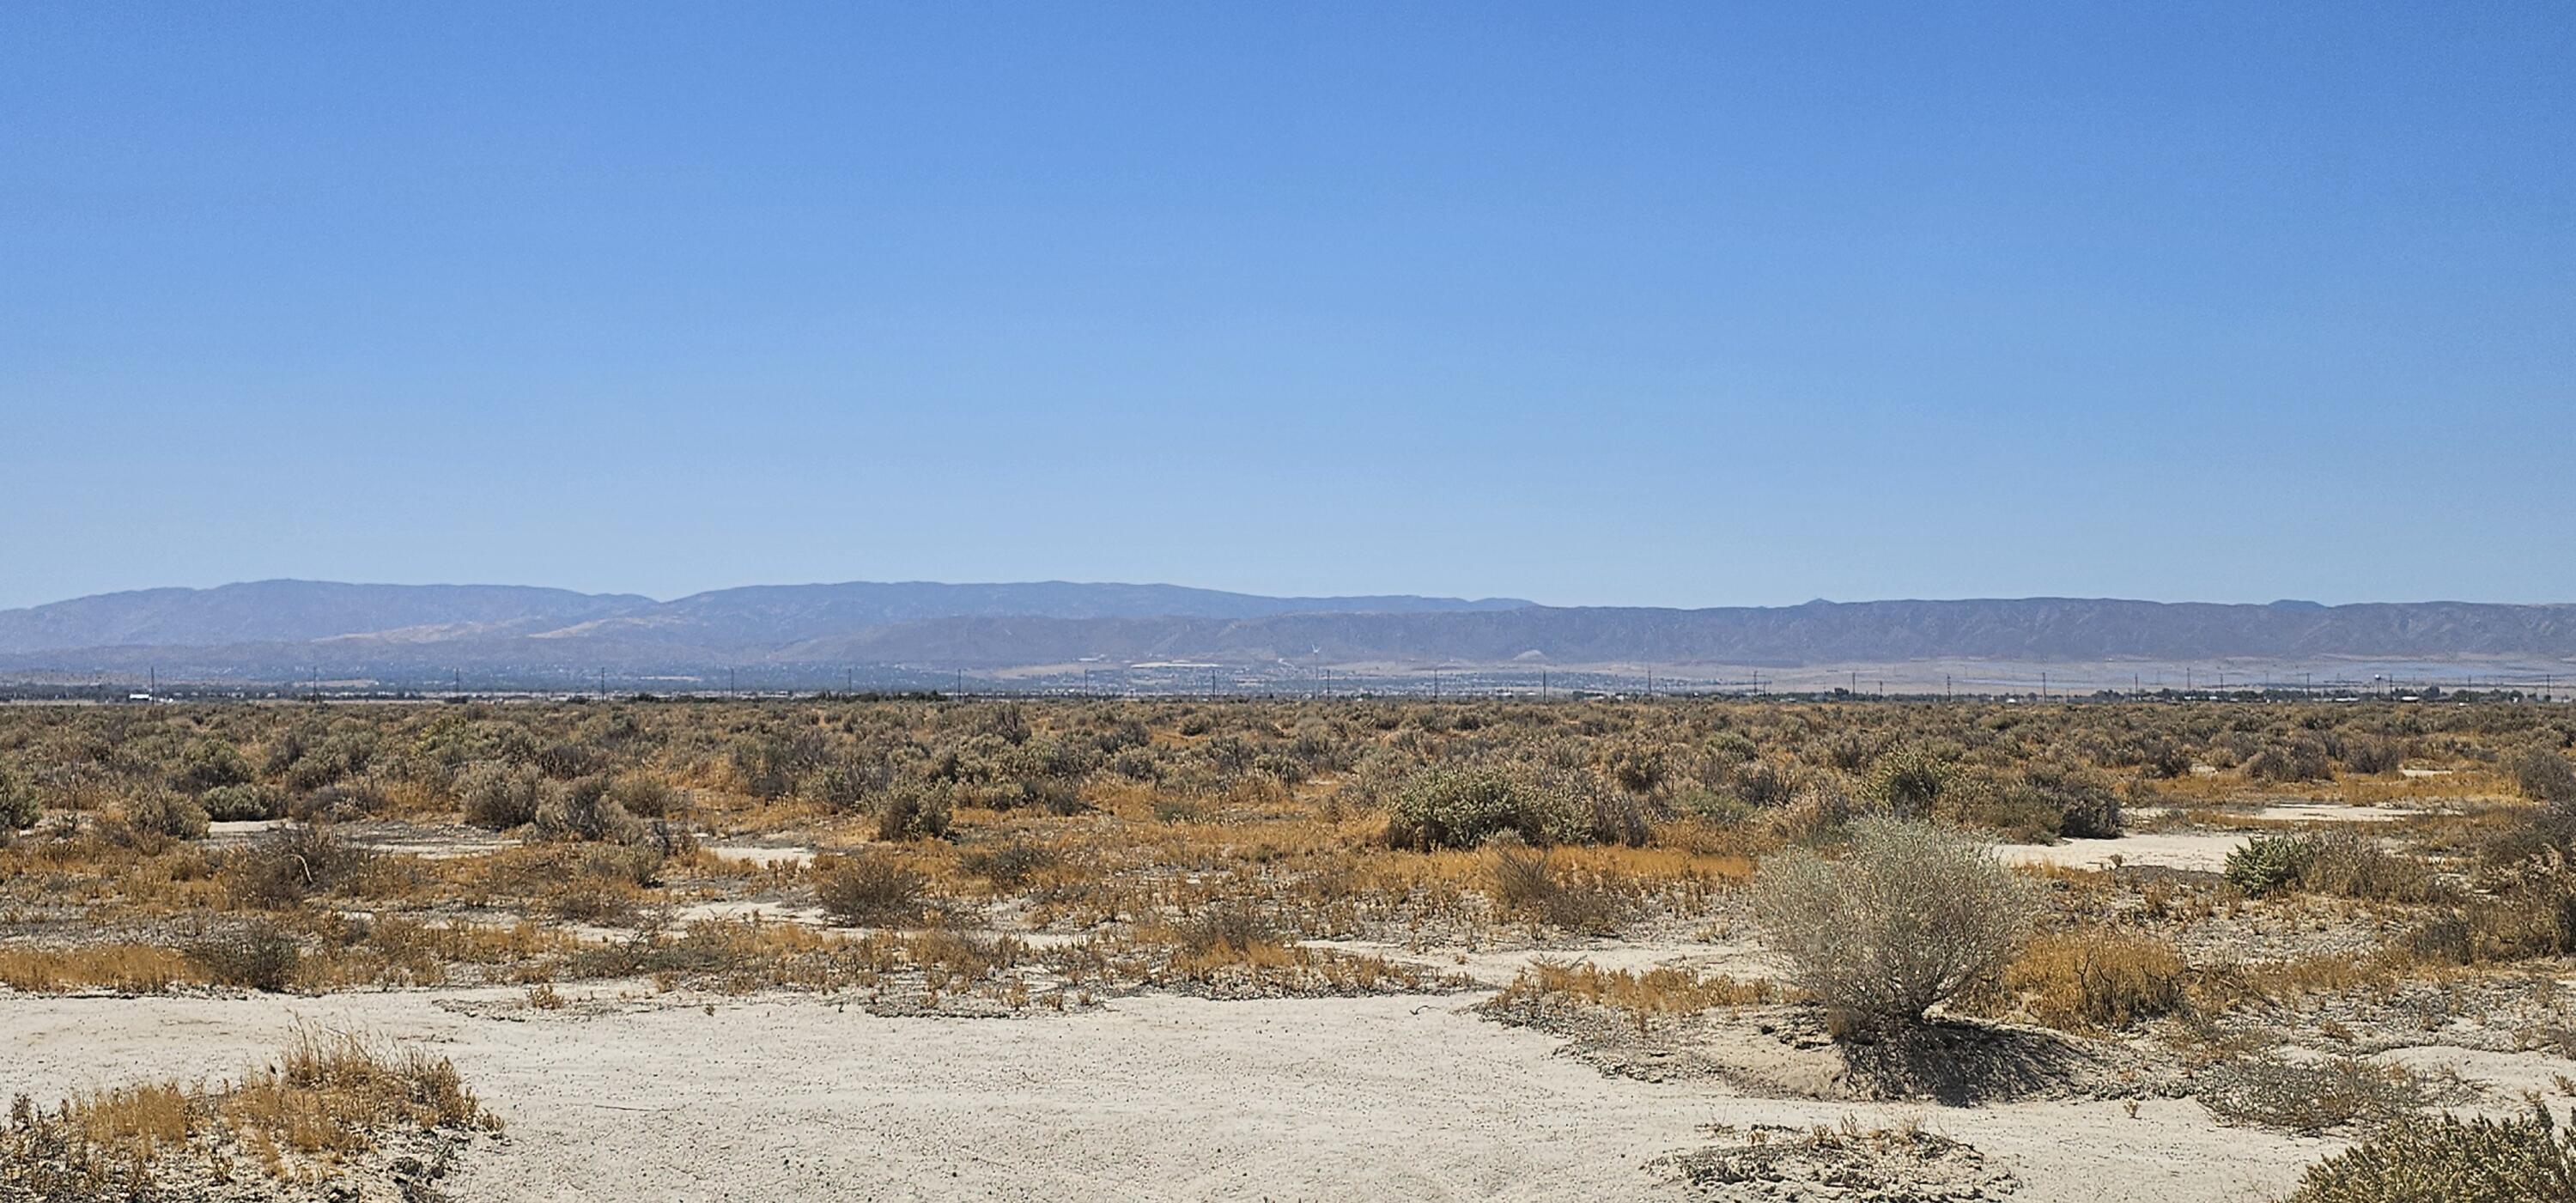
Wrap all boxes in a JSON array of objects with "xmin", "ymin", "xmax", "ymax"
[
  {"xmin": 2197, "ymin": 1051, "xmax": 2433, "ymax": 1134},
  {"xmin": 813, "ymin": 852, "xmax": 931, "ymax": 927},
  {"xmin": 1485, "ymin": 838, "xmax": 1632, "ymax": 933},
  {"xmin": 0, "ymin": 944, "xmax": 199, "ymax": 993},
  {"xmin": 1490, "ymin": 958, "xmax": 1777, "ymax": 1028},
  {"xmin": 2, "ymin": 1029, "xmax": 495, "ymax": 1195}
]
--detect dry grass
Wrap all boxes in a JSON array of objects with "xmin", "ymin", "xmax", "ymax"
[
  {"xmin": 0, "ymin": 944, "xmax": 201, "ymax": 993},
  {"xmin": 2003, "ymin": 928, "xmax": 2186, "ymax": 1031},
  {"xmin": 1, "ymin": 1028, "xmax": 494, "ymax": 1196},
  {"xmin": 1492, "ymin": 958, "xmax": 1777, "ymax": 1024}
]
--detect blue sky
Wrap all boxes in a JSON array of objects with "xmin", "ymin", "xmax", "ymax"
[{"xmin": 3, "ymin": 2, "xmax": 2568, "ymax": 611}]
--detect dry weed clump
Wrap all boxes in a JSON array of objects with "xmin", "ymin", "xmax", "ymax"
[
  {"xmin": 813, "ymin": 852, "xmax": 931, "ymax": 927},
  {"xmin": 1484, "ymin": 838, "xmax": 1634, "ymax": 933},
  {"xmin": 0, "ymin": 945, "xmax": 199, "ymax": 993},
  {"xmin": 2003, "ymin": 928, "xmax": 2186, "ymax": 1032},
  {"xmin": 2197, "ymin": 1052, "xmax": 2432, "ymax": 1133},
  {"xmin": 0, "ymin": 1029, "xmax": 494, "ymax": 1200},
  {"xmin": 1490, "ymin": 958, "xmax": 1776, "ymax": 1025}
]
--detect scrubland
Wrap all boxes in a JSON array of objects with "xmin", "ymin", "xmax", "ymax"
[{"xmin": 5, "ymin": 695, "xmax": 2576, "ymax": 1200}]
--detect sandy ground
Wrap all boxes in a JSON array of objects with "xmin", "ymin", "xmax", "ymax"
[
  {"xmin": 1996, "ymin": 832, "xmax": 2250, "ymax": 872},
  {"xmin": 0, "ymin": 986, "xmax": 2332, "ymax": 1202}
]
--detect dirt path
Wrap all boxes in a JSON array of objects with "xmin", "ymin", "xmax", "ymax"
[{"xmin": 0, "ymin": 988, "xmax": 2329, "ymax": 1201}]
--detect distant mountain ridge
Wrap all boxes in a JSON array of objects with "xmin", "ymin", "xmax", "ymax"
[
  {"xmin": 2, "ymin": 583, "xmax": 2573, "ymax": 684},
  {"xmin": 0, "ymin": 580, "xmax": 1531, "ymax": 657}
]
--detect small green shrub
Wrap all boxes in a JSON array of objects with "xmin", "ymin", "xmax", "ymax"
[
  {"xmin": 199, "ymin": 782, "xmax": 285, "ymax": 822},
  {"xmin": 2227, "ymin": 834, "xmax": 2316, "ymax": 896},
  {"xmin": 122, "ymin": 787, "xmax": 209, "ymax": 841},
  {"xmin": 2282, "ymin": 1101, "xmax": 2576, "ymax": 1202},
  {"xmin": 0, "ymin": 760, "xmax": 37, "ymax": 831}
]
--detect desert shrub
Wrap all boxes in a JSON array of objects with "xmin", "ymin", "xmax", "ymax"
[
  {"xmin": 2299, "ymin": 829, "xmax": 2441, "ymax": 902},
  {"xmin": 1751, "ymin": 817, "xmax": 2037, "ymax": 1027},
  {"xmin": 121, "ymin": 786, "xmax": 209, "ymax": 841},
  {"xmin": 957, "ymin": 840, "xmax": 1059, "ymax": 890},
  {"xmin": 2004, "ymin": 928, "xmax": 2184, "ymax": 1031},
  {"xmin": 2245, "ymin": 740, "xmax": 2332, "ymax": 784},
  {"xmin": 173, "ymin": 739, "xmax": 254, "ymax": 793},
  {"xmin": 604, "ymin": 773, "xmax": 679, "ymax": 818},
  {"xmin": 1861, "ymin": 749, "xmax": 1959, "ymax": 819},
  {"xmin": 814, "ymin": 853, "xmax": 928, "ymax": 927},
  {"xmin": 295, "ymin": 780, "xmax": 392, "ymax": 823},
  {"xmin": 1174, "ymin": 900, "xmax": 1279, "ymax": 955},
  {"xmin": 872, "ymin": 783, "xmax": 951, "ymax": 841},
  {"xmin": 1485, "ymin": 838, "xmax": 1630, "ymax": 933},
  {"xmin": 227, "ymin": 824, "xmax": 377, "ymax": 908},
  {"xmin": 2225, "ymin": 831, "xmax": 2437, "ymax": 902},
  {"xmin": 2198, "ymin": 1053, "xmax": 2428, "ymax": 1133},
  {"xmin": 0, "ymin": 760, "xmax": 37, "ymax": 831},
  {"xmin": 2227, "ymin": 833, "xmax": 2316, "ymax": 896},
  {"xmin": 198, "ymin": 781, "xmax": 285, "ymax": 822},
  {"xmin": 185, "ymin": 920, "xmax": 301, "ymax": 992},
  {"xmin": 2282, "ymin": 1100, "xmax": 2576, "ymax": 1203},
  {"xmin": 456, "ymin": 760, "xmax": 543, "ymax": 829},
  {"xmin": 1728, "ymin": 757, "xmax": 1801, "ymax": 809},
  {"xmin": 2512, "ymin": 747, "xmax": 2576, "ymax": 806},
  {"xmin": 2336, "ymin": 735, "xmax": 2406, "ymax": 776},
  {"xmin": 2405, "ymin": 852, "xmax": 2576, "ymax": 964},
  {"xmin": 1761, "ymin": 780, "xmax": 1870, "ymax": 846},
  {"xmin": 2015, "ymin": 761, "xmax": 2123, "ymax": 839},
  {"xmin": 532, "ymin": 776, "xmax": 641, "ymax": 843},
  {"xmin": 1607, "ymin": 742, "xmax": 1669, "ymax": 793},
  {"xmin": 1384, "ymin": 765, "xmax": 1630, "ymax": 849}
]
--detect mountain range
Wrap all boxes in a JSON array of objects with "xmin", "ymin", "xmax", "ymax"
[{"xmin": 2, "ymin": 580, "xmax": 2572, "ymax": 686}]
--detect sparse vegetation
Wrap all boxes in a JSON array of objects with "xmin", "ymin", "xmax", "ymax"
[{"xmin": 0, "ymin": 695, "xmax": 2566, "ymax": 1199}]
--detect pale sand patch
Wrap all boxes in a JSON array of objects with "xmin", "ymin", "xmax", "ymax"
[
  {"xmin": 0, "ymin": 989, "xmax": 2326, "ymax": 1202},
  {"xmin": 1996, "ymin": 832, "xmax": 2250, "ymax": 872},
  {"xmin": 1303, "ymin": 938, "xmax": 1784, "ymax": 988},
  {"xmin": 2246, "ymin": 803, "xmax": 2416, "ymax": 823},
  {"xmin": 706, "ymin": 844, "xmax": 816, "ymax": 868}
]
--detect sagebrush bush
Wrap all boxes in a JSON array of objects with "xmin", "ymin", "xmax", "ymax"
[
  {"xmin": 2282, "ymin": 1101, "xmax": 2576, "ymax": 1202},
  {"xmin": 1485, "ymin": 838, "xmax": 1629, "ymax": 933},
  {"xmin": 198, "ymin": 782, "xmax": 284, "ymax": 822},
  {"xmin": 2512, "ymin": 747, "xmax": 2576, "ymax": 807},
  {"xmin": 457, "ymin": 761, "xmax": 543, "ymax": 829},
  {"xmin": 0, "ymin": 759, "xmax": 37, "ymax": 831},
  {"xmin": 815, "ymin": 853, "xmax": 928, "ymax": 927},
  {"xmin": 121, "ymin": 786, "xmax": 209, "ymax": 841},
  {"xmin": 872, "ymin": 783, "xmax": 951, "ymax": 841},
  {"xmin": 226, "ymin": 824, "xmax": 376, "ymax": 908},
  {"xmin": 1751, "ymin": 817, "xmax": 2036, "ymax": 1027},
  {"xmin": 532, "ymin": 776, "xmax": 641, "ymax": 843},
  {"xmin": 1385, "ymin": 765, "xmax": 1640, "ymax": 850}
]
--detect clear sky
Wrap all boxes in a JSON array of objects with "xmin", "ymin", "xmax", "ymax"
[{"xmin": 3, "ymin": 3, "xmax": 2568, "ymax": 611}]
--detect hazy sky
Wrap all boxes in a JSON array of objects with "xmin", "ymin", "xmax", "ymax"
[{"xmin": 4, "ymin": 3, "xmax": 2568, "ymax": 611}]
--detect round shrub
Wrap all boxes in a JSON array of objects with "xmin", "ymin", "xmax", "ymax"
[{"xmin": 1752, "ymin": 817, "xmax": 2037, "ymax": 1028}]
